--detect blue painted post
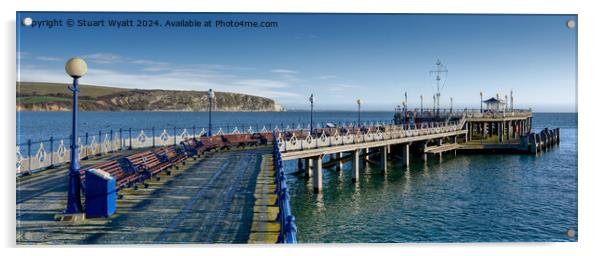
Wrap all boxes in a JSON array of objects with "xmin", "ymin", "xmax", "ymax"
[
  {"xmin": 49, "ymin": 136, "xmax": 54, "ymax": 167},
  {"xmin": 173, "ymin": 127, "xmax": 177, "ymax": 145},
  {"xmin": 128, "ymin": 128, "xmax": 132, "ymax": 150},
  {"xmin": 27, "ymin": 139, "xmax": 32, "ymax": 174},
  {"xmin": 309, "ymin": 94, "xmax": 314, "ymax": 135},
  {"xmin": 84, "ymin": 132, "xmax": 89, "ymax": 159},
  {"xmin": 208, "ymin": 89, "xmax": 215, "ymax": 136},
  {"xmin": 98, "ymin": 130, "xmax": 101, "ymax": 155},
  {"xmin": 110, "ymin": 129, "xmax": 114, "ymax": 152},
  {"xmin": 65, "ymin": 76, "xmax": 83, "ymax": 214},
  {"xmin": 119, "ymin": 128, "xmax": 122, "ymax": 150}
]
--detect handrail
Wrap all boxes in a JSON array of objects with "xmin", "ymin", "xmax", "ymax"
[
  {"xmin": 277, "ymin": 120, "xmax": 465, "ymax": 153},
  {"xmin": 272, "ymin": 132, "xmax": 298, "ymax": 244}
]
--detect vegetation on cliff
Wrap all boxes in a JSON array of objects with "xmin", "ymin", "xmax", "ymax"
[{"xmin": 16, "ymin": 82, "xmax": 285, "ymax": 112}]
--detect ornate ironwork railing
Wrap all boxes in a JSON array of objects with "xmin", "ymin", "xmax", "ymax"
[
  {"xmin": 276, "ymin": 120, "xmax": 465, "ymax": 153},
  {"xmin": 15, "ymin": 120, "xmax": 395, "ymax": 176},
  {"xmin": 463, "ymin": 108, "xmax": 533, "ymax": 119},
  {"xmin": 273, "ymin": 133, "xmax": 297, "ymax": 244}
]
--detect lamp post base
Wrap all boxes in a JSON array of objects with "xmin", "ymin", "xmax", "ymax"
[{"xmin": 54, "ymin": 212, "xmax": 86, "ymax": 222}]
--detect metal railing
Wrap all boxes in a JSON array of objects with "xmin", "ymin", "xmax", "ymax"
[
  {"xmin": 463, "ymin": 108, "xmax": 532, "ymax": 119},
  {"xmin": 273, "ymin": 133, "xmax": 298, "ymax": 244},
  {"xmin": 15, "ymin": 120, "xmax": 394, "ymax": 176},
  {"xmin": 277, "ymin": 120, "xmax": 465, "ymax": 153}
]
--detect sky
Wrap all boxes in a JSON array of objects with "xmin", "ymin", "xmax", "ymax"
[{"xmin": 16, "ymin": 12, "xmax": 577, "ymax": 112}]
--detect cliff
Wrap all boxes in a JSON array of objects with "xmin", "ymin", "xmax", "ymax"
[{"xmin": 16, "ymin": 82, "xmax": 286, "ymax": 112}]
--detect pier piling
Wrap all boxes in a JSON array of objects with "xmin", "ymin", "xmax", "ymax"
[
  {"xmin": 380, "ymin": 146, "xmax": 388, "ymax": 173},
  {"xmin": 402, "ymin": 143, "xmax": 410, "ymax": 167},
  {"xmin": 305, "ymin": 158, "xmax": 313, "ymax": 178},
  {"xmin": 352, "ymin": 149, "xmax": 360, "ymax": 183},
  {"xmin": 313, "ymin": 155, "xmax": 323, "ymax": 193}
]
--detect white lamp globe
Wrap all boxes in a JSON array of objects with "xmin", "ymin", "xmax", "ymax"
[{"xmin": 65, "ymin": 57, "xmax": 88, "ymax": 78}]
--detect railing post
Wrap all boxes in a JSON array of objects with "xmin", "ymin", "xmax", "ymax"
[
  {"xmin": 192, "ymin": 125, "xmax": 196, "ymax": 138},
  {"xmin": 27, "ymin": 139, "xmax": 32, "ymax": 174},
  {"xmin": 119, "ymin": 128, "xmax": 123, "ymax": 150},
  {"xmin": 110, "ymin": 129, "xmax": 114, "ymax": 153},
  {"xmin": 173, "ymin": 127, "xmax": 177, "ymax": 145},
  {"xmin": 49, "ymin": 136, "xmax": 54, "ymax": 167},
  {"xmin": 85, "ymin": 132, "xmax": 89, "ymax": 158},
  {"xmin": 152, "ymin": 127, "xmax": 156, "ymax": 148},
  {"xmin": 128, "ymin": 128, "xmax": 132, "ymax": 150},
  {"xmin": 98, "ymin": 130, "xmax": 102, "ymax": 155}
]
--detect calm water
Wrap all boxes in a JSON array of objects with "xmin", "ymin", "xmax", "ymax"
[
  {"xmin": 285, "ymin": 113, "xmax": 577, "ymax": 242},
  {"xmin": 15, "ymin": 111, "xmax": 577, "ymax": 242}
]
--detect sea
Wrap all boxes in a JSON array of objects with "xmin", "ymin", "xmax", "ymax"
[{"xmin": 15, "ymin": 111, "xmax": 578, "ymax": 242}]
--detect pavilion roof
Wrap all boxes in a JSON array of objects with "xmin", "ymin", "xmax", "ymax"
[{"xmin": 482, "ymin": 97, "xmax": 504, "ymax": 104}]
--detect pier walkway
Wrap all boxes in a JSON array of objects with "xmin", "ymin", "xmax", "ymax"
[{"xmin": 17, "ymin": 148, "xmax": 269, "ymax": 244}]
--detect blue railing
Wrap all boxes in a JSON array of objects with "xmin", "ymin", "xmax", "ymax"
[{"xmin": 273, "ymin": 132, "xmax": 298, "ymax": 244}]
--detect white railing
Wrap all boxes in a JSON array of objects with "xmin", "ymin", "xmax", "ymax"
[
  {"xmin": 277, "ymin": 121, "xmax": 464, "ymax": 153},
  {"xmin": 16, "ymin": 125, "xmax": 277, "ymax": 176}
]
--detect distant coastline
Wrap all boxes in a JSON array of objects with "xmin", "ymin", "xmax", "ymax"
[{"xmin": 16, "ymin": 82, "xmax": 286, "ymax": 112}]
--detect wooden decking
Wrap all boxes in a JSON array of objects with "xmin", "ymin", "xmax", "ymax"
[
  {"xmin": 17, "ymin": 148, "xmax": 269, "ymax": 244},
  {"xmin": 425, "ymin": 143, "xmax": 461, "ymax": 154}
]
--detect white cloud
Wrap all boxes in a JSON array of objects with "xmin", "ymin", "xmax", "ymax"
[
  {"xmin": 271, "ymin": 69, "xmax": 298, "ymax": 74},
  {"xmin": 83, "ymin": 53, "xmax": 124, "ymax": 64},
  {"xmin": 36, "ymin": 56, "xmax": 62, "ymax": 62},
  {"xmin": 328, "ymin": 83, "xmax": 360, "ymax": 91},
  {"xmin": 17, "ymin": 51, "xmax": 31, "ymax": 60},
  {"xmin": 18, "ymin": 59, "xmax": 301, "ymax": 101},
  {"xmin": 316, "ymin": 75, "xmax": 337, "ymax": 80}
]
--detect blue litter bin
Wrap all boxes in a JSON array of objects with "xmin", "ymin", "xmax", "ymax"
[{"xmin": 85, "ymin": 168, "xmax": 116, "ymax": 217}]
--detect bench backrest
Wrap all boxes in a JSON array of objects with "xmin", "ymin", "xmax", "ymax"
[
  {"xmin": 222, "ymin": 134, "xmax": 253, "ymax": 143},
  {"xmin": 126, "ymin": 151, "xmax": 162, "ymax": 170},
  {"xmin": 155, "ymin": 146, "xmax": 180, "ymax": 159},
  {"xmin": 80, "ymin": 160, "xmax": 129, "ymax": 181}
]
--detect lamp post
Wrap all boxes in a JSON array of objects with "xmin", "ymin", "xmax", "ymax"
[
  {"xmin": 480, "ymin": 91, "xmax": 483, "ymax": 113},
  {"xmin": 64, "ymin": 57, "xmax": 87, "ymax": 215},
  {"xmin": 356, "ymin": 99, "xmax": 362, "ymax": 127},
  {"xmin": 208, "ymin": 89, "xmax": 215, "ymax": 136},
  {"xmin": 450, "ymin": 97, "xmax": 453, "ymax": 113},
  {"xmin": 510, "ymin": 89, "xmax": 514, "ymax": 112},
  {"xmin": 420, "ymin": 94, "xmax": 423, "ymax": 117},
  {"xmin": 309, "ymin": 94, "xmax": 314, "ymax": 133}
]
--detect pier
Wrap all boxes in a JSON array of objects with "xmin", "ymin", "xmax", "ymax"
[
  {"xmin": 275, "ymin": 108, "xmax": 560, "ymax": 193},
  {"xmin": 16, "ymin": 108, "xmax": 560, "ymax": 244}
]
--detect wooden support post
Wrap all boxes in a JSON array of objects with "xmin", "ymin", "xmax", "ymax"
[
  {"xmin": 305, "ymin": 158, "xmax": 313, "ymax": 178},
  {"xmin": 352, "ymin": 149, "xmax": 360, "ymax": 183},
  {"xmin": 504, "ymin": 121, "xmax": 511, "ymax": 141},
  {"xmin": 380, "ymin": 146, "xmax": 388, "ymax": 173},
  {"xmin": 364, "ymin": 147, "xmax": 370, "ymax": 162},
  {"xmin": 313, "ymin": 155, "xmax": 323, "ymax": 193},
  {"xmin": 453, "ymin": 136, "xmax": 457, "ymax": 157},
  {"xmin": 402, "ymin": 143, "xmax": 410, "ymax": 167},
  {"xmin": 297, "ymin": 159, "xmax": 303, "ymax": 171},
  {"xmin": 498, "ymin": 122, "xmax": 503, "ymax": 142},
  {"xmin": 529, "ymin": 133, "xmax": 537, "ymax": 154},
  {"xmin": 422, "ymin": 143, "xmax": 428, "ymax": 162},
  {"xmin": 438, "ymin": 139, "xmax": 443, "ymax": 163},
  {"xmin": 337, "ymin": 152, "xmax": 344, "ymax": 171}
]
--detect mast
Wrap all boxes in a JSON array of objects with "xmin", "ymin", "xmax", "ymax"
[{"xmin": 429, "ymin": 59, "xmax": 448, "ymax": 118}]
